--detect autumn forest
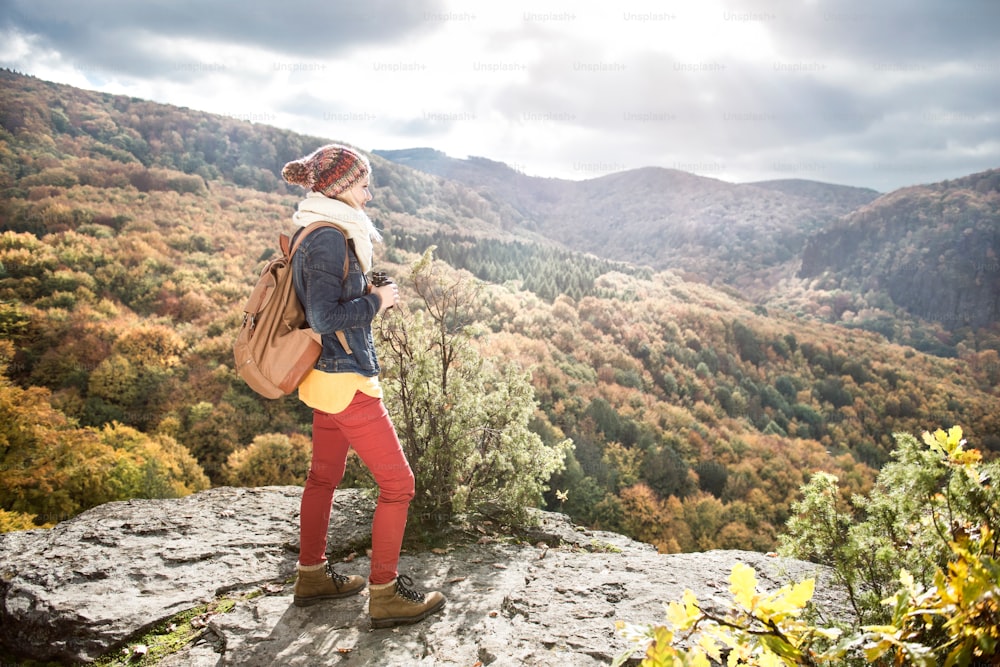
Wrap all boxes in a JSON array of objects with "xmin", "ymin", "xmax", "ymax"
[{"xmin": 1, "ymin": 69, "xmax": 998, "ymax": 556}]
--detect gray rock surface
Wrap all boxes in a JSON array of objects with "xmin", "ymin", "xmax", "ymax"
[{"xmin": 0, "ymin": 486, "xmax": 851, "ymax": 666}]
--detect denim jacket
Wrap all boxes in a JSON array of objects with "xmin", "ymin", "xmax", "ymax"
[{"xmin": 291, "ymin": 226, "xmax": 381, "ymax": 376}]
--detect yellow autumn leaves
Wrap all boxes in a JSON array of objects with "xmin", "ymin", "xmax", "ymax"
[
  {"xmin": 615, "ymin": 424, "xmax": 1000, "ymax": 666},
  {"xmin": 614, "ymin": 562, "xmax": 839, "ymax": 667},
  {"xmin": 923, "ymin": 425, "xmax": 981, "ymax": 466}
]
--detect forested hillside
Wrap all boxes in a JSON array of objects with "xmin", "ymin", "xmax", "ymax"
[
  {"xmin": 798, "ymin": 170, "xmax": 1000, "ymax": 332},
  {"xmin": 378, "ymin": 148, "xmax": 1000, "ymax": 358},
  {"xmin": 1, "ymin": 70, "xmax": 998, "ymax": 556}
]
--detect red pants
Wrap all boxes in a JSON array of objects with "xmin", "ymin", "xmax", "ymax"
[{"xmin": 299, "ymin": 391, "xmax": 415, "ymax": 585}]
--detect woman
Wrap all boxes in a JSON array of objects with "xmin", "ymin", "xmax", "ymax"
[{"xmin": 281, "ymin": 143, "xmax": 445, "ymax": 628}]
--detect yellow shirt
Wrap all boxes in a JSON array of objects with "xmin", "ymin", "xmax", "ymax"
[{"xmin": 297, "ymin": 369, "xmax": 382, "ymax": 414}]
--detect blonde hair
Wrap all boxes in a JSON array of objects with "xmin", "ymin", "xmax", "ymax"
[{"xmin": 336, "ymin": 187, "xmax": 365, "ymax": 211}]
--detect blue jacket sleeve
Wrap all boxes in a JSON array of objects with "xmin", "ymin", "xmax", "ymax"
[{"xmin": 292, "ymin": 227, "xmax": 380, "ymax": 334}]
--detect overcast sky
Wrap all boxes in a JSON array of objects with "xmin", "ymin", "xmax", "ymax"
[{"xmin": 2, "ymin": 0, "xmax": 998, "ymax": 192}]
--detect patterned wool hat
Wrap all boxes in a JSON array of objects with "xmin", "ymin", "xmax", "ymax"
[{"xmin": 281, "ymin": 144, "xmax": 370, "ymax": 198}]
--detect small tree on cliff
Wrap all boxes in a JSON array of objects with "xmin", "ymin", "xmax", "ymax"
[{"xmin": 376, "ymin": 249, "xmax": 571, "ymax": 527}]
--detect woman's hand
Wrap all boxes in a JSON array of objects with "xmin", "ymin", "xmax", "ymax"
[{"xmin": 373, "ymin": 282, "xmax": 399, "ymax": 314}]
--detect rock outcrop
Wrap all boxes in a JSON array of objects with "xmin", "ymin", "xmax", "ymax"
[{"xmin": 0, "ymin": 486, "xmax": 850, "ymax": 666}]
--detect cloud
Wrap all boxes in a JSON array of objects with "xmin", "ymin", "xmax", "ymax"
[
  {"xmin": 713, "ymin": 0, "xmax": 1000, "ymax": 62},
  {"xmin": 1, "ymin": 0, "xmax": 445, "ymax": 78},
  {"xmin": 456, "ymin": 2, "xmax": 1000, "ymax": 189},
  {"xmin": 1, "ymin": 0, "xmax": 997, "ymax": 192}
]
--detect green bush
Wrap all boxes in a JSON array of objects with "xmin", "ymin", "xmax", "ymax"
[
  {"xmin": 224, "ymin": 433, "xmax": 310, "ymax": 487},
  {"xmin": 614, "ymin": 426, "xmax": 1000, "ymax": 666},
  {"xmin": 782, "ymin": 426, "xmax": 999, "ymax": 627},
  {"xmin": 377, "ymin": 251, "xmax": 571, "ymax": 526}
]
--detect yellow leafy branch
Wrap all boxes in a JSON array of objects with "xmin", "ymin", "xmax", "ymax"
[
  {"xmin": 616, "ymin": 426, "xmax": 999, "ymax": 666},
  {"xmin": 616, "ymin": 562, "xmax": 842, "ymax": 667}
]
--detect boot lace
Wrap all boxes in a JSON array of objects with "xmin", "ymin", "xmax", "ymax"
[
  {"xmin": 395, "ymin": 575, "xmax": 426, "ymax": 603},
  {"xmin": 325, "ymin": 562, "xmax": 350, "ymax": 588}
]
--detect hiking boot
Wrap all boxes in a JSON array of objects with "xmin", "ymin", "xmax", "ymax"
[
  {"xmin": 369, "ymin": 574, "xmax": 445, "ymax": 628},
  {"xmin": 293, "ymin": 562, "xmax": 366, "ymax": 607}
]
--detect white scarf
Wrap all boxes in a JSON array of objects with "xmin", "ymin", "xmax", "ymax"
[{"xmin": 292, "ymin": 192, "xmax": 382, "ymax": 273}]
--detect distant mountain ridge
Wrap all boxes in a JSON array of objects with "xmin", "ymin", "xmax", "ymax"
[
  {"xmin": 745, "ymin": 178, "xmax": 882, "ymax": 212},
  {"xmin": 376, "ymin": 148, "xmax": 1000, "ymax": 334},
  {"xmin": 374, "ymin": 148, "xmax": 881, "ymax": 294}
]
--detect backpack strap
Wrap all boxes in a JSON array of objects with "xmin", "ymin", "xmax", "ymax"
[
  {"xmin": 288, "ymin": 222, "xmax": 354, "ymax": 355},
  {"xmin": 288, "ymin": 222, "xmax": 349, "ymax": 281}
]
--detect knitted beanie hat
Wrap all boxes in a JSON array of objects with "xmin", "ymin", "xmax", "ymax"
[{"xmin": 281, "ymin": 144, "xmax": 371, "ymax": 198}]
